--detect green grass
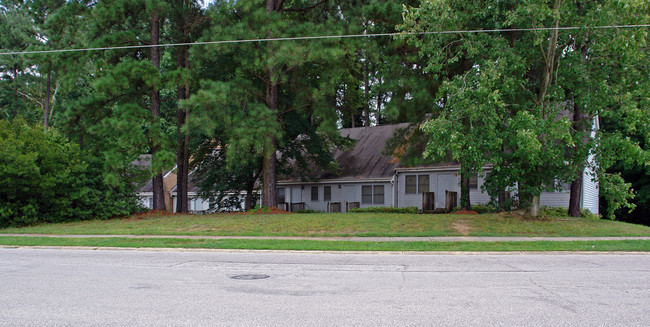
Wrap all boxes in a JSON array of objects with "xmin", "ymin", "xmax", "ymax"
[
  {"xmin": 0, "ymin": 236, "xmax": 648, "ymax": 252},
  {"xmin": 1, "ymin": 212, "xmax": 649, "ymax": 237}
]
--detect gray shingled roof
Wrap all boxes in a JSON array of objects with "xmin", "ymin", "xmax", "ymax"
[
  {"xmin": 132, "ymin": 154, "xmax": 173, "ymax": 193},
  {"xmin": 169, "ymin": 175, "xmax": 200, "ymax": 194},
  {"xmin": 280, "ymin": 123, "xmax": 410, "ymax": 182}
]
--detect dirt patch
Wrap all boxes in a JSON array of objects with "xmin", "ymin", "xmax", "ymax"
[
  {"xmin": 451, "ymin": 219, "xmax": 473, "ymax": 235},
  {"xmin": 228, "ymin": 206, "xmax": 294, "ymax": 216},
  {"xmin": 452, "ymin": 210, "xmax": 479, "ymax": 215}
]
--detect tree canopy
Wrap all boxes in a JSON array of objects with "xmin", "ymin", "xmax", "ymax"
[{"xmin": 1, "ymin": 0, "xmax": 648, "ymax": 223}]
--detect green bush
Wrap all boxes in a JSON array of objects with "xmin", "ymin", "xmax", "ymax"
[
  {"xmin": 295, "ymin": 209, "xmax": 320, "ymax": 213},
  {"xmin": 0, "ymin": 120, "xmax": 139, "ymax": 227},
  {"xmin": 350, "ymin": 206, "xmax": 419, "ymax": 214},
  {"xmin": 470, "ymin": 204, "xmax": 495, "ymax": 214},
  {"xmin": 541, "ymin": 206, "xmax": 570, "ymax": 217},
  {"xmin": 540, "ymin": 206, "xmax": 599, "ymax": 219},
  {"xmin": 580, "ymin": 208, "xmax": 599, "ymax": 219}
]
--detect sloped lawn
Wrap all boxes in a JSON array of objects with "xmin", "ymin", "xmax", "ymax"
[{"xmin": 2, "ymin": 212, "xmax": 649, "ymax": 237}]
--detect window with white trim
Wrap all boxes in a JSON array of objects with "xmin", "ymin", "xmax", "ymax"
[
  {"xmin": 418, "ymin": 175, "xmax": 429, "ymax": 193},
  {"xmin": 324, "ymin": 186, "xmax": 331, "ymax": 201},
  {"xmin": 406, "ymin": 174, "xmax": 430, "ymax": 194},
  {"xmin": 311, "ymin": 186, "xmax": 319, "ymax": 201},
  {"xmin": 405, "ymin": 175, "xmax": 417, "ymax": 194},
  {"xmin": 373, "ymin": 185, "xmax": 385, "ymax": 204},
  {"xmin": 362, "ymin": 185, "xmax": 385, "ymax": 204}
]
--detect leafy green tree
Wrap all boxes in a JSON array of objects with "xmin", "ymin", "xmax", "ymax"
[
  {"xmin": 0, "ymin": 119, "xmax": 141, "ymax": 227},
  {"xmin": 57, "ymin": 0, "xmax": 175, "ymax": 206},
  {"xmin": 0, "ymin": 1, "xmax": 40, "ymax": 122},
  {"xmin": 421, "ymin": 61, "xmax": 507, "ymax": 210},
  {"xmin": 400, "ymin": 0, "xmax": 590, "ymax": 216}
]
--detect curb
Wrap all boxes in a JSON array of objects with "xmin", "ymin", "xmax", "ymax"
[{"xmin": 2, "ymin": 245, "xmax": 650, "ymax": 255}]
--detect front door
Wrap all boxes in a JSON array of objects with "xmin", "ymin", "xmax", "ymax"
[
  {"xmin": 343, "ymin": 185, "xmax": 356, "ymax": 212},
  {"xmin": 291, "ymin": 187, "xmax": 302, "ymax": 203},
  {"xmin": 436, "ymin": 174, "xmax": 452, "ymax": 209}
]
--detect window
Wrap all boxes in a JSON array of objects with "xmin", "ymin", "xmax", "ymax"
[
  {"xmin": 362, "ymin": 185, "xmax": 384, "ymax": 204},
  {"xmin": 147, "ymin": 197, "xmax": 154, "ymax": 209},
  {"xmin": 373, "ymin": 185, "xmax": 384, "ymax": 204},
  {"xmin": 277, "ymin": 188, "xmax": 285, "ymax": 203},
  {"xmin": 324, "ymin": 186, "xmax": 331, "ymax": 201},
  {"xmin": 469, "ymin": 174, "xmax": 478, "ymax": 189},
  {"xmin": 362, "ymin": 186, "xmax": 373, "ymax": 204},
  {"xmin": 418, "ymin": 175, "xmax": 429, "ymax": 193},
  {"xmin": 405, "ymin": 175, "xmax": 417, "ymax": 194},
  {"xmin": 406, "ymin": 174, "xmax": 429, "ymax": 194},
  {"xmin": 311, "ymin": 186, "xmax": 319, "ymax": 201}
]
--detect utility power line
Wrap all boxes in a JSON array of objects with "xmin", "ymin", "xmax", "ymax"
[{"xmin": 0, "ymin": 24, "xmax": 648, "ymax": 56}]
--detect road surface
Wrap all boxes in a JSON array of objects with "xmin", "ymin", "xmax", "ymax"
[{"xmin": 1, "ymin": 248, "xmax": 648, "ymax": 326}]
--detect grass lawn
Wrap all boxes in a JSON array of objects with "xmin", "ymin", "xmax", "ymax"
[
  {"xmin": 1, "ymin": 212, "xmax": 649, "ymax": 237},
  {"xmin": 1, "ymin": 236, "xmax": 648, "ymax": 252}
]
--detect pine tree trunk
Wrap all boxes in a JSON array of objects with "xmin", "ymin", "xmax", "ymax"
[
  {"xmin": 12, "ymin": 65, "xmax": 18, "ymax": 119},
  {"xmin": 245, "ymin": 179, "xmax": 255, "ymax": 211},
  {"xmin": 259, "ymin": 0, "xmax": 283, "ymax": 208},
  {"xmin": 150, "ymin": 12, "xmax": 166, "ymax": 211},
  {"xmin": 376, "ymin": 92, "xmax": 382, "ymax": 125},
  {"xmin": 364, "ymin": 62, "xmax": 370, "ymax": 127},
  {"xmin": 44, "ymin": 70, "xmax": 51, "ymax": 128},
  {"xmin": 176, "ymin": 44, "xmax": 190, "ymax": 213},
  {"xmin": 262, "ymin": 79, "xmax": 279, "ymax": 208}
]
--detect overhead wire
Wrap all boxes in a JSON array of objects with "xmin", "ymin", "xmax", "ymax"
[{"xmin": 0, "ymin": 24, "xmax": 648, "ymax": 56}]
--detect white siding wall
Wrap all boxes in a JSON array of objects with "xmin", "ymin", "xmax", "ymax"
[
  {"xmin": 582, "ymin": 163, "xmax": 599, "ymax": 215},
  {"xmin": 396, "ymin": 172, "xmax": 490, "ymax": 209},
  {"xmin": 279, "ymin": 181, "xmax": 393, "ymax": 212},
  {"xmin": 539, "ymin": 190, "xmax": 570, "ymax": 208},
  {"xmin": 470, "ymin": 175, "xmax": 491, "ymax": 205},
  {"xmin": 397, "ymin": 172, "xmax": 430, "ymax": 208},
  {"xmin": 172, "ymin": 193, "xmax": 248, "ymax": 213}
]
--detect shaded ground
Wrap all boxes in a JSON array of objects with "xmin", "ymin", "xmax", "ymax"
[{"xmin": 228, "ymin": 206, "xmax": 293, "ymax": 215}]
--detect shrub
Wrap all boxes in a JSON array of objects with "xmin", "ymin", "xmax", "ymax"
[
  {"xmin": 470, "ymin": 204, "xmax": 495, "ymax": 214},
  {"xmin": 0, "ymin": 120, "xmax": 139, "ymax": 227},
  {"xmin": 540, "ymin": 206, "xmax": 599, "ymax": 219},
  {"xmin": 350, "ymin": 206, "xmax": 419, "ymax": 214},
  {"xmin": 295, "ymin": 209, "xmax": 320, "ymax": 213},
  {"xmin": 541, "ymin": 207, "xmax": 570, "ymax": 217}
]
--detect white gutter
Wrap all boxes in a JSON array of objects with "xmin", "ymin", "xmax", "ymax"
[
  {"xmin": 390, "ymin": 172, "xmax": 397, "ymax": 208},
  {"xmin": 394, "ymin": 165, "xmax": 493, "ymax": 173},
  {"xmin": 277, "ymin": 178, "xmax": 392, "ymax": 186}
]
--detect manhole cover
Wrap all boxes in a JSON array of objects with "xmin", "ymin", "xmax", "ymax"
[{"xmin": 230, "ymin": 274, "xmax": 270, "ymax": 280}]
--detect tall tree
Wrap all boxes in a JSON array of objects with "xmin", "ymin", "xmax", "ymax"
[
  {"xmin": 189, "ymin": 0, "xmax": 345, "ymax": 208},
  {"xmin": 0, "ymin": 1, "xmax": 39, "ymax": 122},
  {"xmin": 168, "ymin": 0, "xmax": 207, "ymax": 213},
  {"xmin": 401, "ymin": 0, "xmax": 583, "ymax": 216},
  {"xmin": 148, "ymin": 1, "xmax": 166, "ymax": 210}
]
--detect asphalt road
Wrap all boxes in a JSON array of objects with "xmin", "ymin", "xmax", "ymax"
[{"xmin": 1, "ymin": 248, "xmax": 648, "ymax": 326}]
